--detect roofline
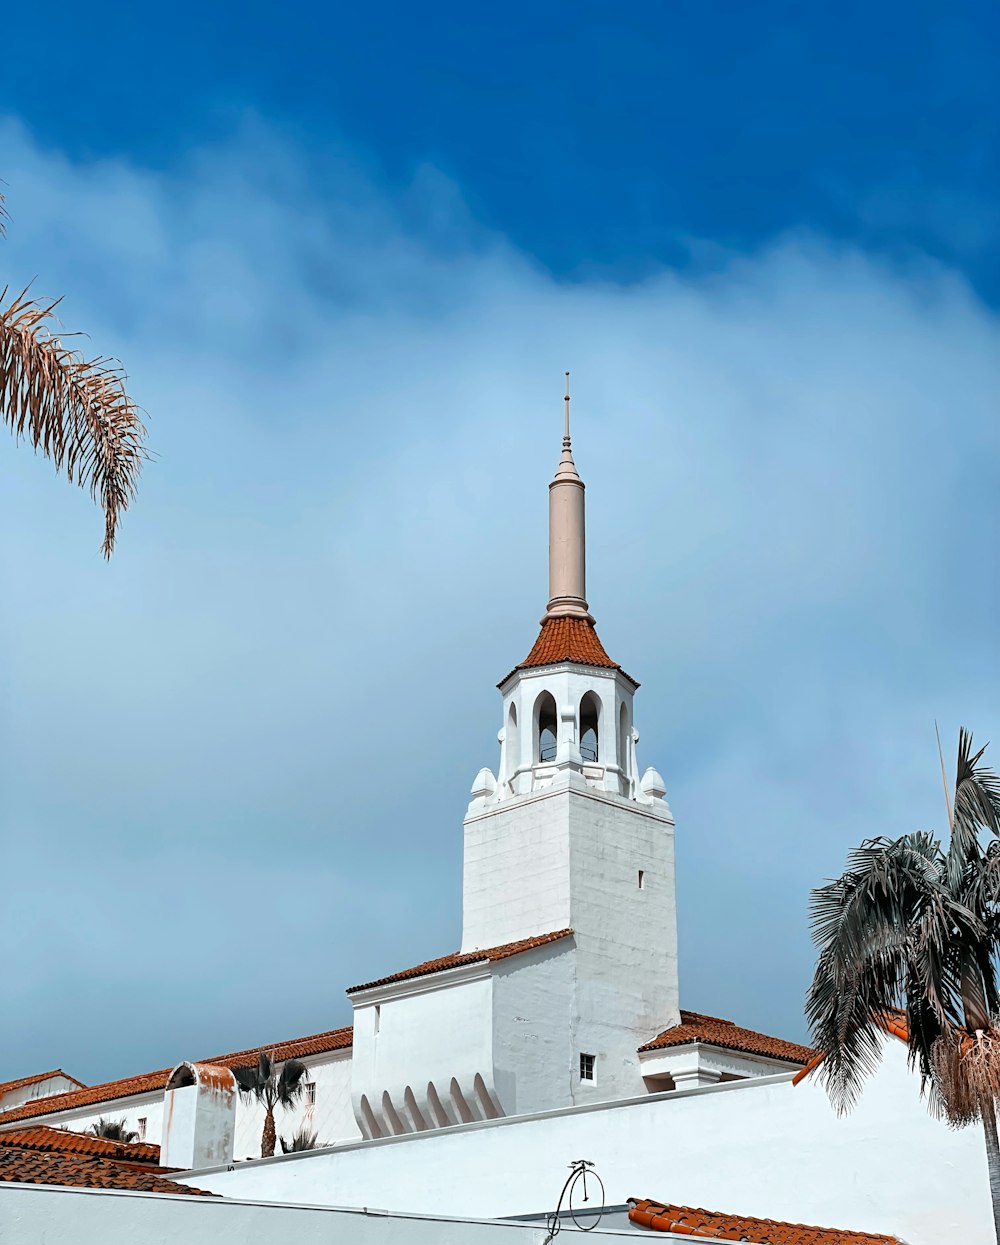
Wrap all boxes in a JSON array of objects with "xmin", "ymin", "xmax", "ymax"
[
  {"xmin": 346, "ymin": 929, "xmax": 575, "ymax": 994},
  {"xmin": 497, "ymin": 660, "xmax": 639, "ymax": 691},
  {"xmin": 637, "ymin": 1039, "xmax": 808, "ymax": 1068},
  {"xmin": 0, "ymin": 1026, "xmax": 354, "ymax": 1124},
  {"xmin": 0, "ymin": 1070, "xmax": 86, "ymax": 1097}
]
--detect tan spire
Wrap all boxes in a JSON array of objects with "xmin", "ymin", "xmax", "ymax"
[{"xmin": 544, "ymin": 373, "xmax": 592, "ymax": 622}]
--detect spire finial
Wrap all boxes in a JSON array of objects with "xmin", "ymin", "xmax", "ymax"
[{"xmin": 544, "ymin": 372, "xmax": 592, "ymax": 622}]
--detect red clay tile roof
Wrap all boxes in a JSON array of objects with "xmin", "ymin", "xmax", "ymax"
[
  {"xmin": 499, "ymin": 617, "xmax": 637, "ymax": 687},
  {"xmin": 0, "ymin": 1025, "xmax": 354, "ymax": 1125},
  {"xmin": 0, "ymin": 1125, "xmax": 161, "ymax": 1165},
  {"xmin": 640, "ymin": 1010, "xmax": 814, "ymax": 1065},
  {"xmin": 628, "ymin": 1198, "xmax": 898, "ymax": 1243},
  {"xmin": 0, "ymin": 1146, "xmax": 214, "ymax": 1196},
  {"xmin": 347, "ymin": 930, "xmax": 575, "ymax": 993},
  {"xmin": 0, "ymin": 1069, "xmax": 85, "ymax": 1098}
]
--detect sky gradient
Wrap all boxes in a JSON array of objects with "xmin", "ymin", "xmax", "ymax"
[{"xmin": 1, "ymin": 2, "xmax": 999, "ymax": 1085}]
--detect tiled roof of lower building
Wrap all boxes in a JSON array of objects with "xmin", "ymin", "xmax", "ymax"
[
  {"xmin": 628, "ymin": 1198, "xmax": 898, "ymax": 1243},
  {"xmin": 348, "ymin": 929, "xmax": 575, "ymax": 993},
  {"xmin": 639, "ymin": 1010, "xmax": 814, "ymax": 1065},
  {"xmin": 0, "ymin": 1145, "xmax": 213, "ymax": 1196},
  {"xmin": 0, "ymin": 1069, "xmax": 86, "ymax": 1099},
  {"xmin": 0, "ymin": 1025, "xmax": 354, "ymax": 1125},
  {"xmin": 0, "ymin": 1125, "xmax": 161, "ymax": 1165},
  {"xmin": 499, "ymin": 617, "xmax": 637, "ymax": 686}
]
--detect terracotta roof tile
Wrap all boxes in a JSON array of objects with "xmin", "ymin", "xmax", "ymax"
[
  {"xmin": 0, "ymin": 1145, "xmax": 214, "ymax": 1196},
  {"xmin": 499, "ymin": 617, "xmax": 637, "ymax": 687},
  {"xmin": 0, "ymin": 1069, "xmax": 85, "ymax": 1098},
  {"xmin": 0, "ymin": 1026, "xmax": 354, "ymax": 1125},
  {"xmin": 628, "ymin": 1198, "xmax": 898, "ymax": 1243},
  {"xmin": 0, "ymin": 1125, "xmax": 161, "ymax": 1165},
  {"xmin": 640, "ymin": 1010, "xmax": 814, "ymax": 1065},
  {"xmin": 347, "ymin": 929, "xmax": 574, "ymax": 993}
]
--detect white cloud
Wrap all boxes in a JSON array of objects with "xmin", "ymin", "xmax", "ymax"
[{"xmin": 1, "ymin": 117, "xmax": 998, "ymax": 1079}]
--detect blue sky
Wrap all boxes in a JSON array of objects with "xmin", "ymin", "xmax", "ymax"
[{"xmin": 1, "ymin": 3, "xmax": 999, "ymax": 1084}]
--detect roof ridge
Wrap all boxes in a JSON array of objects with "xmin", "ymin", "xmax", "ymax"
[
  {"xmin": 348, "ymin": 929, "xmax": 575, "ymax": 994},
  {"xmin": 641, "ymin": 1011, "xmax": 814, "ymax": 1064},
  {"xmin": 0, "ymin": 1069, "xmax": 86, "ymax": 1095},
  {"xmin": 0, "ymin": 1025, "xmax": 355, "ymax": 1124}
]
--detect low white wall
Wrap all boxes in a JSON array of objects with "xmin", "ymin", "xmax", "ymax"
[
  {"xmin": 0, "ymin": 1183, "xmax": 637, "ymax": 1245},
  {"xmin": 175, "ymin": 1042, "xmax": 992, "ymax": 1245}
]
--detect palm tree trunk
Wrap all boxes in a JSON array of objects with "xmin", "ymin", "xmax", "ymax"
[
  {"xmin": 262, "ymin": 1109, "xmax": 277, "ymax": 1158},
  {"xmin": 980, "ymin": 1094, "xmax": 1000, "ymax": 1243}
]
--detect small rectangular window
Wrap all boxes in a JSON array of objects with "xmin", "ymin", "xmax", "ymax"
[
  {"xmin": 137, "ymin": 1118, "xmax": 147, "ymax": 1140},
  {"xmin": 638, "ymin": 870, "xmax": 645, "ymax": 889},
  {"xmin": 579, "ymin": 1053, "xmax": 596, "ymax": 1082},
  {"xmin": 374, "ymin": 1004, "xmax": 381, "ymax": 1036},
  {"xmin": 304, "ymin": 1082, "xmax": 316, "ymax": 1105}
]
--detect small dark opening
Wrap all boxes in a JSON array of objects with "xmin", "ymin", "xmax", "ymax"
[
  {"xmin": 538, "ymin": 695, "xmax": 557, "ymax": 763},
  {"xmin": 580, "ymin": 695, "xmax": 599, "ymax": 763}
]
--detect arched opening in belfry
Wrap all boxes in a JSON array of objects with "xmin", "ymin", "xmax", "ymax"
[
  {"xmin": 506, "ymin": 701, "xmax": 519, "ymax": 777},
  {"xmin": 535, "ymin": 691, "xmax": 558, "ymax": 763},
  {"xmin": 618, "ymin": 701, "xmax": 629, "ymax": 774},
  {"xmin": 580, "ymin": 692, "xmax": 600, "ymax": 763}
]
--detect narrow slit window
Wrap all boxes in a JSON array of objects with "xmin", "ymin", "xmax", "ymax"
[
  {"xmin": 374, "ymin": 1004, "xmax": 381, "ymax": 1036},
  {"xmin": 638, "ymin": 870, "xmax": 645, "ymax": 889},
  {"xmin": 579, "ymin": 1052, "xmax": 596, "ymax": 1082}
]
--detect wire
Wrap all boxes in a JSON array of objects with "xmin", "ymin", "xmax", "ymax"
[{"xmin": 543, "ymin": 1159, "xmax": 606, "ymax": 1242}]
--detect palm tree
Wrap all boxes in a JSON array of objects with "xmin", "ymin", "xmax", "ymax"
[
  {"xmin": 280, "ymin": 1125, "xmax": 322, "ymax": 1154},
  {"xmin": 806, "ymin": 728, "xmax": 1000, "ymax": 1240},
  {"xmin": 89, "ymin": 1117, "xmax": 139, "ymax": 1143},
  {"xmin": 232, "ymin": 1052, "xmax": 309, "ymax": 1158},
  {"xmin": 1, "ymin": 186, "xmax": 146, "ymax": 557}
]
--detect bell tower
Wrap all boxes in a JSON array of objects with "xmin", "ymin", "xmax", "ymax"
[{"xmin": 460, "ymin": 378, "xmax": 680, "ymax": 1059}]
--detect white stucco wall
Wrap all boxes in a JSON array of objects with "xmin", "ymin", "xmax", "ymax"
[
  {"xmin": 350, "ymin": 967, "xmax": 496, "ymax": 1137},
  {"xmin": 491, "ymin": 939, "xmax": 576, "ymax": 1115},
  {"xmin": 566, "ymin": 786, "xmax": 679, "ymax": 1101},
  {"xmin": 0, "ymin": 1184, "xmax": 640, "ymax": 1245},
  {"xmin": 173, "ymin": 1041, "xmax": 993, "ymax": 1245},
  {"xmin": 463, "ymin": 776, "xmax": 678, "ymax": 1107}
]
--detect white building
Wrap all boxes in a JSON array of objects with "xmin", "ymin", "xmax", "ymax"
[{"xmin": 1, "ymin": 384, "xmax": 992, "ymax": 1243}]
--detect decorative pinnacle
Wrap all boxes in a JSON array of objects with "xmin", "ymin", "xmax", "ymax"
[{"xmin": 554, "ymin": 371, "xmax": 580, "ymax": 482}]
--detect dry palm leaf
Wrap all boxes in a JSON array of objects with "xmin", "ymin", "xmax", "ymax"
[{"xmin": 1, "ymin": 285, "xmax": 146, "ymax": 556}]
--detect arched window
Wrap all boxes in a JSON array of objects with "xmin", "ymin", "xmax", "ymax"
[
  {"xmin": 506, "ymin": 701, "xmax": 519, "ymax": 777},
  {"xmin": 535, "ymin": 691, "xmax": 557, "ymax": 763},
  {"xmin": 580, "ymin": 692, "xmax": 600, "ymax": 763},
  {"xmin": 618, "ymin": 702, "xmax": 629, "ymax": 773}
]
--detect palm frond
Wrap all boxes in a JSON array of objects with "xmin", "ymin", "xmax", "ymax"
[
  {"xmin": 279, "ymin": 1126, "xmax": 321, "ymax": 1154},
  {"xmin": 806, "ymin": 832, "xmax": 955, "ymax": 1110},
  {"xmin": 277, "ymin": 1058, "xmax": 309, "ymax": 1106},
  {"xmin": 232, "ymin": 1063, "xmax": 264, "ymax": 1100},
  {"xmin": 89, "ymin": 1116, "xmax": 139, "ymax": 1143},
  {"xmin": 0, "ymin": 286, "xmax": 146, "ymax": 556}
]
